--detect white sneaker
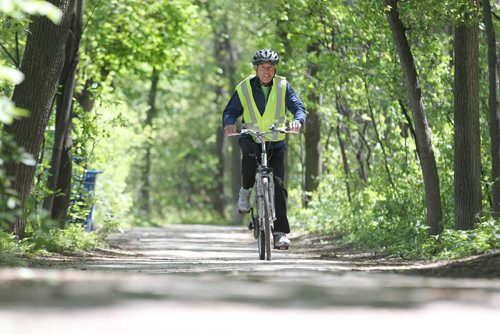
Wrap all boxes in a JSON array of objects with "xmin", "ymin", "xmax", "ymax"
[
  {"xmin": 238, "ymin": 187, "xmax": 252, "ymax": 213},
  {"xmin": 274, "ymin": 232, "xmax": 290, "ymax": 250}
]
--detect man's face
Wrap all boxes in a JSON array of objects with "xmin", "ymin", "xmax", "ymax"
[{"xmin": 256, "ymin": 63, "xmax": 275, "ymax": 85}]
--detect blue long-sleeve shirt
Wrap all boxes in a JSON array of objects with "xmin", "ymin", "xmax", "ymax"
[{"xmin": 222, "ymin": 75, "xmax": 307, "ymax": 149}]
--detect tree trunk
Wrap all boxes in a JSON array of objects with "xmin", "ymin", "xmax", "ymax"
[
  {"xmin": 356, "ymin": 122, "xmax": 370, "ymax": 184},
  {"xmin": 211, "ymin": 17, "xmax": 244, "ymax": 225},
  {"xmin": 203, "ymin": 2, "xmax": 238, "ymax": 222},
  {"xmin": 221, "ymin": 22, "xmax": 242, "ymax": 225},
  {"xmin": 482, "ymin": 0, "xmax": 500, "ymax": 218},
  {"xmin": 207, "ymin": 9, "xmax": 228, "ymax": 218},
  {"xmin": 276, "ymin": 2, "xmax": 293, "ymax": 189},
  {"xmin": 214, "ymin": 124, "xmax": 227, "ymax": 217},
  {"xmin": 304, "ymin": 104, "xmax": 322, "ymax": 205},
  {"xmin": 44, "ymin": 0, "xmax": 83, "ymax": 222},
  {"xmin": 60, "ymin": 76, "xmax": 102, "ymax": 225},
  {"xmin": 336, "ymin": 124, "xmax": 352, "ymax": 203},
  {"xmin": 304, "ymin": 56, "xmax": 322, "ymax": 207},
  {"xmin": 384, "ymin": 0, "xmax": 443, "ymax": 235},
  {"xmin": 140, "ymin": 67, "xmax": 159, "ymax": 220},
  {"xmin": 5, "ymin": 0, "xmax": 75, "ymax": 239},
  {"xmin": 51, "ymin": 129, "xmax": 73, "ymax": 227},
  {"xmin": 453, "ymin": 1, "xmax": 482, "ymax": 230}
]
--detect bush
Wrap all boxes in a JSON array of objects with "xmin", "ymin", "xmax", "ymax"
[
  {"xmin": 0, "ymin": 230, "xmax": 25, "ymax": 266},
  {"xmin": 291, "ymin": 174, "xmax": 500, "ymax": 260},
  {"xmin": 420, "ymin": 219, "xmax": 500, "ymax": 259}
]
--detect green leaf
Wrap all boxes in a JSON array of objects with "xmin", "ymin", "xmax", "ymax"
[
  {"xmin": 0, "ymin": 0, "xmax": 62, "ymax": 23},
  {"xmin": 0, "ymin": 67, "xmax": 25, "ymax": 85},
  {"xmin": 20, "ymin": 152, "xmax": 36, "ymax": 166},
  {"xmin": 7, "ymin": 198, "xmax": 17, "ymax": 209},
  {"xmin": 0, "ymin": 97, "xmax": 29, "ymax": 124}
]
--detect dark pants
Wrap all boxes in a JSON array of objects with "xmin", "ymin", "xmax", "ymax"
[{"xmin": 239, "ymin": 136, "xmax": 290, "ymax": 234}]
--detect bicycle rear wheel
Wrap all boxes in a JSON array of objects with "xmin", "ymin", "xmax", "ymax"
[{"xmin": 262, "ymin": 178, "xmax": 272, "ymax": 261}]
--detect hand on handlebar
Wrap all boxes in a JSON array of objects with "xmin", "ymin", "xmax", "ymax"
[
  {"xmin": 288, "ymin": 121, "xmax": 302, "ymax": 132},
  {"xmin": 224, "ymin": 125, "xmax": 237, "ymax": 135}
]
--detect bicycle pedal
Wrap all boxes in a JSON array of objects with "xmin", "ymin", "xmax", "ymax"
[{"xmin": 248, "ymin": 222, "xmax": 254, "ymax": 230}]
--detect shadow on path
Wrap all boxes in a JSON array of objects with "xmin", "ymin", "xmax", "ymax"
[{"xmin": 0, "ymin": 224, "xmax": 499, "ymax": 334}]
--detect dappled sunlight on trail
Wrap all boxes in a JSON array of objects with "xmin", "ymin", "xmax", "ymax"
[{"xmin": 1, "ymin": 224, "xmax": 499, "ymax": 334}]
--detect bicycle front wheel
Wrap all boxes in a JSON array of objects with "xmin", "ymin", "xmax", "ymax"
[
  {"xmin": 258, "ymin": 229, "xmax": 265, "ymax": 260},
  {"xmin": 262, "ymin": 177, "xmax": 272, "ymax": 261}
]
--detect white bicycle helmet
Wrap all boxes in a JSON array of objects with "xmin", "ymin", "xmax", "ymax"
[{"xmin": 252, "ymin": 49, "xmax": 279, "ymax": 65}]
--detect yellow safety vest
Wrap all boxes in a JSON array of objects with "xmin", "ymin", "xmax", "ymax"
[{"xmin": 236, "ymin": 75, "xmax": 287, "ymax": 142}]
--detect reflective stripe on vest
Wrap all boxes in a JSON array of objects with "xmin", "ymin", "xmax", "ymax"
[{"xmin": 236, "ymin": 75, "xmax": 287, "ymax": 142}]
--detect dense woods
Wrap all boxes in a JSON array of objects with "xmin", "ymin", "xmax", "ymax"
[{"xmin": 1, "ymin": 0, "xmax": 499, "ymax": 259}]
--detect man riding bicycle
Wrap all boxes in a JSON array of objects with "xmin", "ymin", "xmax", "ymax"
[{"xmin": 222, "ymin": 48, "xmax": 307, "ymax": 250}]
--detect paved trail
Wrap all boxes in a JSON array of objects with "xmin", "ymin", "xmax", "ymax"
[{"xmin": 1, "ymin": 225, "xmax": 499, "ymax": 334}]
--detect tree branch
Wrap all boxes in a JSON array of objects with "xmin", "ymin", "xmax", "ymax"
[
  {"xmin": 82, "ymin": 0, "xmax": 104, "ymax": 34},
  {"xmin": 398, "ymin": 98, "xmax": 419, "ymax": 157},
  {"xmin": 15, "ymin": 28, "xmax": 20, "ymax": 66},
  {"xmin": 363, "ymin": 77, "xmax": 395, "ymax": 188},
  {"xmin": 0, "ymin": 42, "xmax": 20, "ymax": 68}
]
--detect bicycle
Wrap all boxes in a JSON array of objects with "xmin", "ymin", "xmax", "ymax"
[{"xmin": 229, "ymin": 125, "xmax": 294, "ymax": 261}]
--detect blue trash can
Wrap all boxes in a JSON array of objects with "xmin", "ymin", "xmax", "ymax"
[{"xmin": 79, "ymin": 170, "xmax": 101, "ymax": 232}]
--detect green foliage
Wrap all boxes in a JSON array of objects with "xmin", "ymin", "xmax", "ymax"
[
  {"xmin": 23, "ymin": 222, "xmax": 99, "ymax": 254},
  {"xmin": 90, "ymin": 99, "xmax": 144, "ymax": 228},
  {"xmin": 80, "ymin": 0, "xmax": 199, "ymax": 78},
  {"xmin": 0, "ymin": 214, "xmax": 106, "ymax": 266},
  {"xmin": 0, "ymin": 230, "xmax": 25, "ymax": 265},
  {"xmin": 0, "ymin": 0, "xmax": 59, "ymax": 123},
  {"xmin": 0, "ymin": 0, "xmax": 62, "ymax": 23},
  {"xmin": 0, "ymin": 131, "xmax": 37, "ymax": 232},
  {"xmin": 294, "ymin": 178, "xmax": 500, "ymax": 260},
  {"xmin": 0, "ymin": 0, "xmax": 58, "ymax": 239},
  {"xmin": 419, "ymin": 220, "xmax": 500, "ymax": 259},
  {"xmin": 292, "ymin": 169, "xmax": 430, "ymax": 252},
  {"xmin": 286, "ymin": 0, "xmax": 500, "ymax": 260},
  {"xmin": 1, "ymin": 0, "xmax": 499, "ymax": 263},
  {"xmin": 19, "ymin": 208, "xmax": 106, "ymax": 255}
]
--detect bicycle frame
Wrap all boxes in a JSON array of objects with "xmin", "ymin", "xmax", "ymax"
[
  {"xmin": 230, "ymin": 125, "xmax": 291, "ymax": 261},
  {"xmin": 254, "ymin": 142, "xmax": 275, "ymax": 260}
]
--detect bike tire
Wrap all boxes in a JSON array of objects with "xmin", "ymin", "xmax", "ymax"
[
  {"xmin": 251, "ymin": 208, "xmax": 259, "ymax": 240},
  {"xmin": 262, "ymin": 178, "xmax": 272, "ymax": 261},
  {"xmin": 258, "ymin": 229, "xmax": 265, "ymax": 260}
]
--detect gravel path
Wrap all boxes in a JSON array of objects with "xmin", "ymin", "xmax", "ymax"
[{"xmin": 1, "ymin": 224, "xmax": 499, "ymax": 334}]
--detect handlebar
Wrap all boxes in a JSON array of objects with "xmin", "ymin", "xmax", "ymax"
[{"xmin": 227, "ymin": 125, "xmax": 298, "ymax": 137}]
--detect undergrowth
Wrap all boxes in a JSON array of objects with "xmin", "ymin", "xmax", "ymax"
[
  {"xmin": 291, "ymin": 183, "xmax": 500, "ymax": 260},
  {"xmin": 0, "ymin": 211, "xmax": 122, "ymax": 266}
]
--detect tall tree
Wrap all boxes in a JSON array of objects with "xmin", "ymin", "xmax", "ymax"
[
  {"xmin": 140, "ymin": 67, "xmax": 159, "ymax": 220},
  {"xmin": 5, "ymin": 0, "xmax": 75, "ymax": 239},
  {"xmin": 50, "ymin": 123, "xmax": 73, "ymax": 225},
  {"xmin": 482, "ymin": 0, "xmax": 500, "ymax": 217},
  {"xmin": 384, "ymin": 0, "xmax": 443, "ymax": 235},
  {"xmin": 202, "ymin": 0, "xmax": 242, "ymax": 223},
  {"xmin": 453, "ymin": 0, "xmax": 482, "ymax": 230},
  {"xmin": 226, "ymin": 33, "xmax": 243, "ymax": 225},
  {"xmin": 303, "ymin": 44, "xmax": 322, "ymax": 207},
  {"xmin": 204, "ymin": 1, "xmax": 228, "ymax": 218},
  {"xmin": 43, "ymin": 0, "xmax": 83, "ymax": 225},
  {"xmin": 335, "ymin": 97, "xmax": 352, "ymax": 203}
]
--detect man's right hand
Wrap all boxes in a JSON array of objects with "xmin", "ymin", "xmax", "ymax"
[{"xmin": 224, "ymin": 125, "xmax": 237, "ymax": 135}]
